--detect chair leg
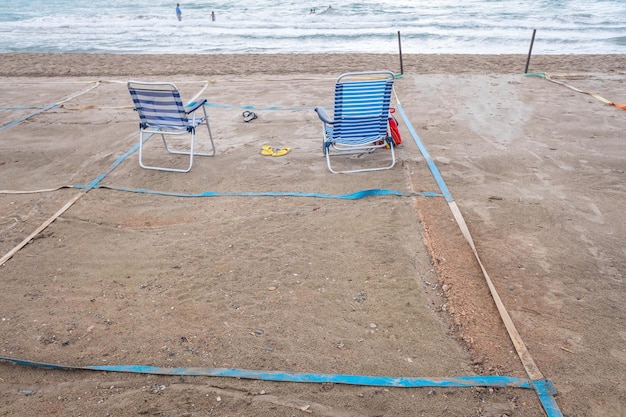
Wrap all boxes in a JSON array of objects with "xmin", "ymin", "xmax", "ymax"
[
  {"xmin": 137, "ymin": 113, "xmax": 215, "ymax": 172},
  {"xmin": 161, "ymin": 133, "xmax": 193, "ymax": 157},
  {"xmin": 163, "ymin": 113, "xmax": 215, "ymax": 157},
  {"xmin": 139, "ymin": 129, "xmax": 194, "ymax": 173},
  {"xmin": 203, "ymin": 106, "xmax": 216, "ymax": 156},
  {"xmin": 325, "ymin": 140, "xmax": 396, "ymax": 174},
  {"xmin": 139, "ymin": 131, "xmax": 147, "ymax": 170},
  {"xmin": 195, "ymin": 111, "xmax": 216, "ymax": 157}
]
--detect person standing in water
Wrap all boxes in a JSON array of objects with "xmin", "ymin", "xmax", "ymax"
[
  {"xmin": 176, "ymin": 3, "xmax": 182, "ymax": 21},
  {"xmin": 211, "ymin": 11, "xmax": 215, "ymax": 21}
]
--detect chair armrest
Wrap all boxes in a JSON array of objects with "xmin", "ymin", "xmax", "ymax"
[
  {"xmin": 185, "ymin": 98, "xmax": 207, "ymax": 114},
  {"xmin": 315, "ymin": 107, "xmax": 334, "ymax": 124}
]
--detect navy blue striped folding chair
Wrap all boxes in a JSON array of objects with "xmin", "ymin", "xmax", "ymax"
[
  {"xmin": 128, "ymin": 81, "xmax": 216, "ymax": 172},
  {"xmin": 314, "ymin": 71, "xmax": 395, "ymax": 173}
]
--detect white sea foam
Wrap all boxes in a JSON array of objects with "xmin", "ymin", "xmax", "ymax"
[{"xmin": 1, "ymin": 0, "xmax": 624, "ymax": 54}]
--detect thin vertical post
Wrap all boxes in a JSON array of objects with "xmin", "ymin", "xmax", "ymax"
[
  {"xmin": 397, "ymin": 31, "xmax": 404, "ymax": 75},
  {"xmin": 525, "ymin": 29, "xmax": 537, "ymax": 74}
]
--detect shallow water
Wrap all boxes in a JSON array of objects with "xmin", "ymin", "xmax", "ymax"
[{"xmin": 1, "ymin": 0, "xmax": 625, "ymax": 54}]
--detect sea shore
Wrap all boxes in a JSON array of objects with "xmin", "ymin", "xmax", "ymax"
[{"xmin": 0, "ymin": 52, "xmax": 625, "ymax": 76}]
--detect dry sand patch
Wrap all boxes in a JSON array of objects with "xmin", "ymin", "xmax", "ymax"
[{"xmin": 1, "ymin": 54, "xmax": 626, "ymax": 415}]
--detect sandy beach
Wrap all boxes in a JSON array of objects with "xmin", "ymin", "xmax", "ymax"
[
  {"xmin": 1, "ymin": 53, "xmax": 625, "ymax": 416},
  {"xmin": 1, "ymin": 53, "xmax": 625, "ymax": 77}
]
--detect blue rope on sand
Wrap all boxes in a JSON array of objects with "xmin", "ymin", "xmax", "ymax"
[
  {"xmin": 190, "ymin": 101, "xmax": 319, "ymax": 111},
  {"xmin": 0, "ymin": 356, "xmax": 555, "ymax": 392},
  {"xmin": 395, "ymin": 103, "xmax": 453, "ymax": 202},
  {"xmin": 74, "ymin": 184, "xmax": 441, "ymax": 199},
  {"xmin": 394, "ymin": 99, "xmax": 563, "ymax": 417},
  {"xmin": 0, "ymin": 104, "xmax": 60, "ymax": 131},
  {"xmin": 75, "ymin": 126, "xmax": 442, "ymax": 199},
  {"xmin": 0, "ymin": 105, "xmax": 56, "ymax": 110}
]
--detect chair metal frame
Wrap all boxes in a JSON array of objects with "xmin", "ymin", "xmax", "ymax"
[
  {"xmin": 128, "ymin": 81, "xmax": 216, "ymax": 173},
  {"xmin": 314, "ymin": 70, "xmax": 396, "ymax": 174}
]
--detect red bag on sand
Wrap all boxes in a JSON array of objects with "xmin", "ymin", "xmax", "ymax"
[{"xmin": 388, "ymin": 108, "xmax": 402, "ymax": 146}]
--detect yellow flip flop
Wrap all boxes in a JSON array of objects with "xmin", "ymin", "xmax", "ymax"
[
  {"xmin": 272, "ymin": 147, "xmax": 290, "ymax": 156},
  {"xmin": 261, "ymin": 146, "xmax": 291, "ymax": 157}
]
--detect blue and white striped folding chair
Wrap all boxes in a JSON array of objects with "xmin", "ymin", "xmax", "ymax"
[
  {"xmin": 127, "ymin": 81, "xmax": 216, "ymax": 172},
  {"xmin": 314, "ymin": 71, "xmax": 395, "ymax": 173}
]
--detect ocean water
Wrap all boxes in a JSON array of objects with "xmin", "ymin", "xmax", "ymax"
[{"xmin": 1, "ymin": 0, "xmax": 625, "ymax": 54}]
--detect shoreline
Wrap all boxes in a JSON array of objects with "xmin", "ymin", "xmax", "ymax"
[{"xmin": 1, "ymin": 53, "xmax": 624, "ymax": 77}]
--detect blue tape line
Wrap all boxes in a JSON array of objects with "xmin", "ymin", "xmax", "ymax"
[
  {"xmin": 189, "ymin": 101, "xmax": 318, "ymax": 111},
  {"xmin": 395, "ymin": 101, "xmax": 563, "ymax": 417},
  {"xmin": 0, "ymin": 106, "xmax": 55, "ymax": 110},
  {"xmin": 84, "ymin": 142, "xmax": 141, "ymax": 190},
  {"xmin": 70, "ymin": 114, "xmax": 442, "ymax": 200},
  {"xmin": 74, "ymin": 184, "xmax": 441, "ymax": 200},
  {"xmin": 531, "ymin": 379, "xmax": 563, "ymax": 417},
  {"xmin": 0, "ymin": 104, "xmax": 60, "ymax": 132},
  {"xmin": 395, "ymin": 103, "xmax": 453, "ymax": 202},
  {"xmin": 0, "ymin": 356, "xmax": 535, "ymax": 389}
]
